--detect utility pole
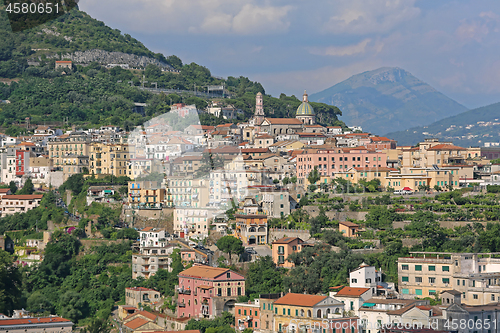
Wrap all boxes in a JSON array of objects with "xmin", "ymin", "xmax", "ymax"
[{"xmin": 141, "ymin": 75, "xmax": 148, "ymax": 88}]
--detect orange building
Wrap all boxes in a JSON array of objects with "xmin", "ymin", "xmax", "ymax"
[
  {"xmin": 235, "ymin": 301, "xmax": 261, "ymax": 330},
  {"xmin": 339, "ymin": 221, "xmax": 359, "ymax": 238},
  {"xmin": 272, "ymin": 237, "xmax": 309, "ymax": 268}
]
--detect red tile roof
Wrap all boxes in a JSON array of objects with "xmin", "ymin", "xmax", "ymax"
[
  {"xmin": 148, "ymin": 331, "xmax": 201, "ymax": 333},
  {"xmin": 2, "ymin": 195, "xmax": 43, "ymax": 200},
  {"xmin": 126, "ymin": 286, "xmax": 157, "ymax": 292},
  {"xmin": 274, "ymin": 293, "xmax": 327, "ymax": 307},
  {"xmin": 0, "ymin": 317, "xmax": 71, "ymax": 326},
  {"xmin": 427, "ymin": 144, "xmax": 466, "ymax": 151},
  {"xmin": 335, "ymin": 287, "xmax": 370, "ymax": 297},
  {"xmin": 272, "ymin": 237, "xmax": 302, "ymax": 244},
  {"xmin": 124, "ymin": 317, "xmax": 149, "ymax": 330},
  {"xmin": 263, "ymin": 118, "xmax": 304, "ymax": 125},
  {"xmin": 339, "ymin": 221, "xmax": 359, "ymax": 227},
  {"xmin": 179, "ymin": 266, "xmax": 231, "ymax": 279}
]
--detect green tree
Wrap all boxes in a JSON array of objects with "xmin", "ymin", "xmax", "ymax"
[
  {"xmin": 81, "ymin": 318, "xmax": 111, "ymax": 333},
  {"xmin": 216, "ymin": 236, "xmax": 244, "ymax": 261},
  {"xmin": 8, "ymin": 181, "xmax": 17, "ymax": 194},
  {"xmin": 0, "ymin": 250, "xmax": 22, "ymax": 316},
  {"xmin": 18, "ymin": 178, "xmax": 34, "ymax": 194},
  {"xmin": 307, "ymin": 167, "xmax": 320, "ymax": 185}
]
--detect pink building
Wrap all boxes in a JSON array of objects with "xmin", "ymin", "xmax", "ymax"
[
  {"xmin": 296, "ymin": 147, "xmax": 387, "ymax": 181},
  {"xmin": 177, "ymin": 265, "xmax": 245, "ymax": 319}
]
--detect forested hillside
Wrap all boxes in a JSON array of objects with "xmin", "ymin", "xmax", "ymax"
[
  {"xmin": 0, "ymin": 4, "xmax": 169, "ymax": 78},
  {"xmin": 0, "ymin": 5, "xmax": 345, "ymax": 131}
]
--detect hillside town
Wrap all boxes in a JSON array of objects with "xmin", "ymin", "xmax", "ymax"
[{"xmin": 2, "ymin": 89, "xmax": 500, "ymax": 333}]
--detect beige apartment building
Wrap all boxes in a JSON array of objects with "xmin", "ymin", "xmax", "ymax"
[
  {"xmin": 60, "ymin": 154, "xmax": 89, "ymax": 181},
  {"xmin": 132, "ymin": 246, "xmax": 173, "ymax": 279},
  {"xmin": 89, "ymin": 143, "xmax": 129, "ymax": 176},
  {"xmin": 48, "ymin": 132, "xmax": 90, "ymax": 166},
  {"xmin": 166, "ymin": 176, "xmax": 210, "ymax": 208},
  {"xmin": 398, "ymin": 252, "xmax": 500, "ymax": 305},
  {"xmin": 0, "ymin": 194, "xmax": 43, "ymax": 216}
]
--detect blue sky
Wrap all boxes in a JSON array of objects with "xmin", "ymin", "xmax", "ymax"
[{"xmin": 80, "ymin": 0, "xmax": 500, "ymax": 109}]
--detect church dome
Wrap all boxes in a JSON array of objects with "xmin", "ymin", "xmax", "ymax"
[{"xmin": 296, "ymin": 90, "xmax": 315, "ymax": 116}]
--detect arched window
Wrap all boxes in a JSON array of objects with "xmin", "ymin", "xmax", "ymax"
[
  {"xmin": 300, "ymin": 309, "xmax": 305, "ymax": 317},
  {"xmin": 307, "ymin": 310, "xmax": 311, "ymax": 317},
  {"xmin": 335, "ymin": 308, "xmax": 340, "ymax": 314},
  {"xmin": 317, "ymin": 309, "xmax": 322, "ymax": 318}
]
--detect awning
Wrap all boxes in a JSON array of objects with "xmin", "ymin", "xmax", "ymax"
[
  {"xmin": 362, "ymin": 303, "xmax": 376, "ymax": 307},
  {"xmin": 104, "ymin": 190, "xmax": 112, "ymax": 193}
]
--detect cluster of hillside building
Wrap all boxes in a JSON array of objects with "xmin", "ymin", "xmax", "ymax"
[
  {"xmin": 118, "ymin": 260, "xmax": 500, "ymax": 333},
  {"xmin": 1, "ymin": 91, "xmax": 498, "ymax": 225}
]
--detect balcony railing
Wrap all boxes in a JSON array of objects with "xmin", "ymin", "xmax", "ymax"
[{"xmin": 179, "ymin": 303, "xmax": 186, "ymax": 308}]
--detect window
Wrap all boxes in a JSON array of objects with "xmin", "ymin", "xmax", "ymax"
[
  {"xmin": 415, "ymin": 265, "xmax": 422, "ymax": 271},
  {"xmin": 402, "ymin": 288, "xmax": 409, "ymax": 294},
  {"xmin": 428, "ymin": 265, "xmax": 435, "ymax": 271},
  {"xmin": 473, "ymin": 294, "xmax": 478, "ymax": 299},
  {"xmin": 443, "ymin": 278, "xmax": 450, "ymax": 284},
  {"xmin": 227, "ymin": 272, "xmax": 231, "ymax": 278},
  {"xmin": 351, "ymin": 278, "xmax": 357, "ymax": 283},
  {"xmin": 402, "ymin": 276, "xmax": 409, "ymax": 282},
  {"xmin": 429, "ymin": 290, "xmax": 436, "ymax": 295},
  {"xmin": 239, "ymin": 309, "xmax": 241, "ymax": 315},
  {"xmin": 402, "ymin": 265, "xmax": 409, "ymax": 270},
  {"xmin": 492, "ymin": 295, "xmax": 495, "ymax": 301},
  {"xmin": 288, "ymin": 309, "xmax": 290, "ymax": 315},
  {"xmin": 283, "ymin": 308, "xmax": 286, "ymax": 315},
  {"xmin": 429, "ymin": 277, "xmax": 436, "ymax": 283},
  {"xmin": 416, "ymin": 289, "xmax": 422, "ymax": 296},
  {"xmin": 263, "ymin": 303, "xmax": 266, "ymax": 310},
  {"xmin": 415, "ymin": 277, "xmax": 422, "ymax": 283},
  {"xmin": 442, "ymin": 266, "xmax": 450, "ymax": 272}
]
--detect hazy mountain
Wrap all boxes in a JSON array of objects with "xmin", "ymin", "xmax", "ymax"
[
  {"xmin": 309, "ymin": 67, "xmax": 468, "ymax": 135},
  {"xmin": 386, "ymin": 102, "xmax": 500, "ymax": 147}
]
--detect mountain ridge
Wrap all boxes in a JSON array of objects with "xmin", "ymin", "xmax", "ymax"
[
  {"xmin": 309, "ymin": 67, "xmax": 469, "ymax": 135},
  {"xmin": 386, "ymin": 101, "xmax": 500, "ymax": 147}
]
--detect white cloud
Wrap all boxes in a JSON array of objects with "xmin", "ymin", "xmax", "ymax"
[
  {"xmin": 455, "ymin": 11, "xmax": 500, "ymax": 42},
  {"xmin": 308, "ymin": 38, "xmax": 385, "ymax": 57},
  {"xmin": 323, "ymin": 0, "xmax": 420, "ymax": 35},
  {"xmin": 80, "ymin": 0, "xmax": 293, "ymax": 36},
  {"xmin": 232, "ymin": 4, "xmax": 292, "ymax": 35},
  {"xmin": 309, "ymin": 39, "xmax": 372, "ymax": 56}
]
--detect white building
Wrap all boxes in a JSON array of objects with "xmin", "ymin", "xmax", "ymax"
[
  {"xmin": 139, "ymin": 227, "xmax": 168, "ymax": 248},
  {"xmin": 350, "ymin": 262, "xmax": 383, "ymax": 296}
]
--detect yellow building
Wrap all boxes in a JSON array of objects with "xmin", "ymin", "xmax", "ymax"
[
  {"xmin": 90, "ymin": 143, "xmax": 129, "ymax": 176},
  {"xmin": 269, "ymin": 140, "xmax": 305, "ymax": 153},
  {"xmin": 273, "ymin": 293, "xmax": 345, "ymax": 333},
  {"xmin": 128, "ymin": 180, "xmax": 167, "ymax": 208},
  {"xmin": 332, "ymin": 166, "xmax": 460, "ymax": 191},
  {"xmin": 48, "ymin": 133, "xmax": 90, "ymax": 166}
]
